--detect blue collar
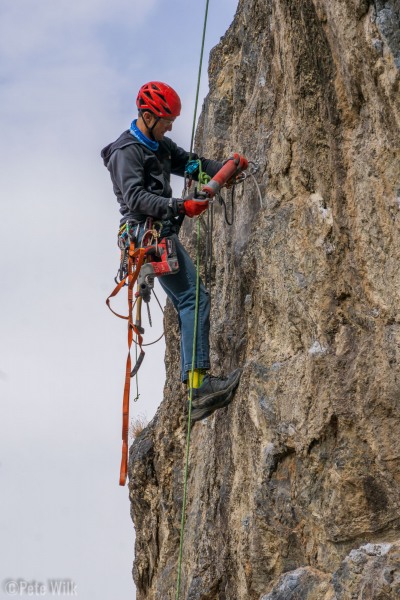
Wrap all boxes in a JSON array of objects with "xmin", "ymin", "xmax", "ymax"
[{"xmin": 129, "ymin": 119, "xmax": 159, "ymax": 152}]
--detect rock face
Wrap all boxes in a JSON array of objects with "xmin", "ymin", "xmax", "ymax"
[{"xmin": 129, "ymin": 0, "xmax": 400, "ymax": 598}]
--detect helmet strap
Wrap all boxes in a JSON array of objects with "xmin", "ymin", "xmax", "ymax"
[{"xmin": 139, "ymin": 110, "xmax": 160, "ymax": 141}]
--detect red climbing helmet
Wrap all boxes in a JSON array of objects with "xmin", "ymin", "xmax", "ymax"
[{"xmin": 136, "ymin": 81, "xmax": 181, "ymax": 118}]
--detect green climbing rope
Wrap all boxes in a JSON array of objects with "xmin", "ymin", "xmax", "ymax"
[
  {"xmin": 176, "ymin": 2, "xmax": 210, "ymax": 596},
  {"xmin": 189, "ymin": 0, "xmax": 210, "ymax": 160},
  {"xmin": 175, "ymin": 219, "xmax": 201, "ymax": 599}
]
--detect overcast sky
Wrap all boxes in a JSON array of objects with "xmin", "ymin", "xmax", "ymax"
[{"xmin": 0, "ymin": 1, "xmax": 238, "ymax": 598}]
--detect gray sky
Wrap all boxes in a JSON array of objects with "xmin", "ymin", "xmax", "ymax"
[{"xmin": 0, "ymin": 1, "xmax": 238, "ymax": 598}]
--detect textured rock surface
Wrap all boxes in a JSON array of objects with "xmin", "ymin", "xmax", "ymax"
[
  {"xmin": 333, "ymin": 542, "xmax": 400, "ymax": 599},
  {"xmin": 129, "ymin": 0, "xmax": 400, "ymax": 598},
  {"xmin": 258, "ymin": 542, "xmax": 400, "ymax": 599}
]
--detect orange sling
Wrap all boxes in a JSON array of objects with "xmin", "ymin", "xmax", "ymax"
[{"xmin": 106, "ymin": 241, "xmax": 147, "ymax": 486}]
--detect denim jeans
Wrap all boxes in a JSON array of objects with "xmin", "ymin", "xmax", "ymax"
[{"xmin": 135, "ymin": 223, "xmax": 210, "ymax": 381}]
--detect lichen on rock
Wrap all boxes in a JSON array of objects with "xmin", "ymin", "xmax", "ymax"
[{"xmin": 129, "ymin": 0, "xmax": 400, "ymax": 598}]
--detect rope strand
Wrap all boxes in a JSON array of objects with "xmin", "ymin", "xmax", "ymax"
[
  {"xmin": 175, "ymin": 219, "xmax": 201, "ymax": 599},
  {"xmin": 189, "ymin": 0, "xmax": 210, "ymax": 160},
  {"xmin": 176, "ymin": 2, "xmax": 210, "ymax": 595}
]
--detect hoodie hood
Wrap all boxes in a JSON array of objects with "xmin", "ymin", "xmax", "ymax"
[{"xmin": 101, "ymin": 130, "xmax": 141, "ymax": 167}]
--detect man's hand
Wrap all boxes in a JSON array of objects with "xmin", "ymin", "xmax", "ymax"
[{"xmin": 183, "ymin": 198, "xmax": 209, "ymax": 218}]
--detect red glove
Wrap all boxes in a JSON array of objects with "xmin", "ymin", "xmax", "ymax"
[{"xmin": 183, "ymin": 198, "xmax": 209, "ymax": 218}]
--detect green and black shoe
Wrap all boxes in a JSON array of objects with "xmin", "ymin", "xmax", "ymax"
[{"xmin": 190, "ymin": 368, "xmax": 242, "ymax": 423}]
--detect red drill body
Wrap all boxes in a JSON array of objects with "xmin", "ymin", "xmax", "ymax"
[{"xmin": 202, "ymin": 153, "xmax": 248, "ymax": 198}]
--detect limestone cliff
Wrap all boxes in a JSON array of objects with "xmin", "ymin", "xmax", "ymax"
[{"xmin": 129, "ymin": 1, "xmax": 400, "ymax": 598}]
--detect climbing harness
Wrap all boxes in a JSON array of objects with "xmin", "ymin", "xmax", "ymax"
[{"xmin": 106, "ymin": 219, "xmax": 180, "ymax": 486}]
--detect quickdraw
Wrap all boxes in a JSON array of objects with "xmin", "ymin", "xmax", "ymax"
[{"xmin": 106, "ymin": 219, "xmax": 179, "ymax": 486}]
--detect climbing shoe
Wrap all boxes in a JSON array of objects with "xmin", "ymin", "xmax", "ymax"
[
  {"xmin": 191, "ymin": 390, "xmax": 234, "ymax": 423},
  {"xmin": 190, "ymin": 368, "xmax": 242, "ymax": 422}
]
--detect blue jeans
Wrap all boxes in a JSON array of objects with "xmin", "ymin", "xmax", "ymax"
[{"xmin": 136, "ymin": 224, "xmax": 210, "ymax": 381}]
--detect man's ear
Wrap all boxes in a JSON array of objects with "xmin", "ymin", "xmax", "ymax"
[{"xmin": 142, "ymin": 111, "xmax": 154, "ymax": 126}]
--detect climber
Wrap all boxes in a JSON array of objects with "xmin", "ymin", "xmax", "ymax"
[{"xmin": 101, "ymin": 81, "xmax": 242, "ymax": 422}]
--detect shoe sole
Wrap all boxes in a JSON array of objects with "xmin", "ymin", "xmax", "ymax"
[
  {"xmin": 192, "ymin": 368, "xmax": 242, "ymax": 410},
  {"xmin": 191, "ymin": 390, "xmax": 234, "ymax": 423}
]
